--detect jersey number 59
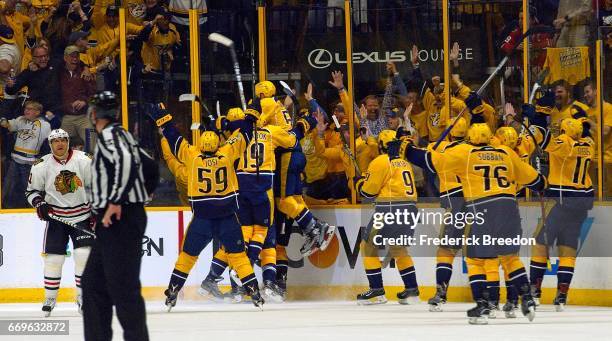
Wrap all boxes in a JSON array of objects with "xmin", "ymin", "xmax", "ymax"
[{"xmin": 197, "ymin": 167, "xmax": 228, "ymax": 194}]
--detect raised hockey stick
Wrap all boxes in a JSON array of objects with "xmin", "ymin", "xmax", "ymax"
[
  {"xmin": 49, "ymin": 214, "xmax": 96, "ymax": 239},
  {"xmin": 209, "ymin": 33, "xmax": 247, "ymax": 111},
  {"xmin": 179, "ymin": 93, "xmax": 214, "ymax": 130},
  {"xmin": 279, "ymin": 80, "xmax": 299, "ymax": 124},
  {"xmin": 432, "ymin": 26, "xmax": 555, "ymax": 150}
]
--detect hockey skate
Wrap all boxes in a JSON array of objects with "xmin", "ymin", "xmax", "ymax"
[
  {"xmin": 263, "ymin": 280, "xmax": 286, "ymax": 303},
  {"xmin": 530, "ymin": 283, "xmax": 542, "ymax": 306},
  {"xmin": 553, "ymin": 284, "xmax": 569, "ymax": 312},
  {"xmin": 520, "ymin": 293, "xmax": 536, "ymax": 321},
  {"xmin": 76, "ymin": 295, "xmax": 83, "ymax": 315},
  {"xmin": 487, "ymin": 301, "xmax": 500, "ymax": 319},
  {"xmin": 42, "ymin": 298, "xmax": 56, "ymax": 317},
  {"xmin": 357, "ymin": 288, "xmax": 387, "ymax": 305},
  {"xmin": 198, "ymin": 275, "xmax": 224, "ymax": 301},
  {"xmin": 397, "ymin": 287, "xmax": 420, "ymax": 305},
  {"xmin": 300, "ymin": 219, "xmax": 336, "ymax": 257},
  {"xmin": 502, "ymin": 299, "xmax": 518, "ymax": 318},
  {"xmin": 244, "ymin": 282, "xmax": 264, "ymax": 310},
  {"xmin": 224, "ymin": 285, "xmax": 247, "ymax": 304},
  {"xmin": 467, "ymin": 300, "xmax": 490, "ymax": 325},
  {"xmin": 427, "ymin": 284, "xmax": 448, "ymax": 312},
  {"xmin": 164, "ymin": 287, "xmax": 179, "ymax": 312}
]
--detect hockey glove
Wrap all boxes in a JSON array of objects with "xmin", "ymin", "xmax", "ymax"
[
  {"xmin": 522, "ymin": 104, "xmax": 537, "ymax": 121},
  {"xmin": 465, "ymin": 91, "xmax": 484, "ymax": 114},
  {"xmin": 387, "ymin": 140, "xmax": 401, "ymax": 159},
  {"xmin": 147, "ymin": 103, "xmax": 173, "ymax": 127},
  {"xmin": 244, "ymin": 97, "xmax": 262, "ymax": 121},
  {"xmin": 535, "ymin": 89, "xmax": 555, "ymax": 115},
  {"xmin": 33, "ymin": 197, "xmax": 52, "ymax": 221},
  {"xmin": 297, "ymin": 114, "xmax": 318, "ymax": 133}
]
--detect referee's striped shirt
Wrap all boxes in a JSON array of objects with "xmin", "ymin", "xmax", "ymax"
[{"xmin": 91, "ymin": 123, "xmax": 148, "ymax": 211}]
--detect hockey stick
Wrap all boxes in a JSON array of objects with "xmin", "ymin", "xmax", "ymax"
[
  {"xmin": 279, "ymin": 80, "xmax": 299, "ymax": 124},
  {"xmin": 209, "ymin": 33, "xmax": 247, "ymax": 111},
  {"xmin": 332, "ymin": 115, "xmax": 361, "ymax": 174},
  {"xmin": 243, "ymin": 18, "xmax": 256, "ymax": 99},
  {"xmin": 49, "ymin": 214, "xmax": 96, "ymax": 239},
  {"xmin": 216, "ymin": 100, "xmax": 221, "ymax": 119},
  {"xmin": 432, "ymin": 26, "xmax": 555, "ymax": 150},
  {"xmin": 209, "ymin": 33, "xmax": 258, "ymax": 178},
  {"xmin": 178, "ymin": 93, "xmax": 214, "ymax": 130}
]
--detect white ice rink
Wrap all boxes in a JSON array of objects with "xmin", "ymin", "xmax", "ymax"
[{"xmin": 1, "ymin": 301, "xmax": 611, "ymax": 341}]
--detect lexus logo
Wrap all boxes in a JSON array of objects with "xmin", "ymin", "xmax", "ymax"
[{"xmin": 308, "ymin": 49, "xmax": 334, "ymax": 69}]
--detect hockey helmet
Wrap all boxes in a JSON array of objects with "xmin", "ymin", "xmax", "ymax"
[
  {"xmin": 560, "ymin": 118, "xmax": 583, "ymax": 140},
  {"xmin": 450, "ymin": 117, "xmax": 468, "ymax": 138},
  {"xmin": 199, "ymin": 131, "xmax": 220, "ymax": 154},
  {"xmin": 495, "ymin": 126, "xmax": 519, "ymax": 149},
  {"xmin": 466, "ymin": 123, "xmax": 492, "ymax": 145},
  {"xmin": 255, "ymin": 81, "xmax": 276, "ymax": 98},
  {"xmin": 48, "ymin": 128, "xmax": 70, "ymax": 144},
  {"xmin": 378, "ymin": 129, "xmax": 397, "ymax": 151},
  {"xmin": 226, "ymin": 107, "xmax": 245, "ymax": 121},
  {"xmin": 89, "ymin": 91, "xmax": 119, "ymax": 121}
]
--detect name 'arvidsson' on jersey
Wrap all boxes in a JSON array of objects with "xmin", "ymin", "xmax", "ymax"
[{"xmin": 26, "ymin": 150, "xmax": 93, "ymax": 224}]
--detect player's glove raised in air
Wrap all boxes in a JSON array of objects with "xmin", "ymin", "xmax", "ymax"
[
  {"xmin": 535, "ymin": 89, "xmax": 555, "ymax": 115},
  {"xmin": 244, "ymin": 97, "xmax": 262, "ymax": 121},
  {"xmin": 147, "ymin": 103, "xmax": 173, "ymax": 127},
  {"xmin": 386, "ymin": 140, "xmax": 401, "ymax": 159},
  {"xmin": 465, "ymin": 91, "xmax": 484, "ymax": 114},
  {"xmin": 32, "ymin": 197, "xmax": 52, "ymax": 221},
  {"xmin": 297, "ymin": 114, "xmax": 318, "ymax": 133}
]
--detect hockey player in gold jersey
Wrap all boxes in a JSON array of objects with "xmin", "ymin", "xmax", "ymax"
[
  {"xmin": 147, "ymin": 103, "xmax": 264, "ymax": 310},
  {"xmin": 355, "ymin": 130, "xmax": 420, "ymax": 305},
  {"xmin": 525, "ymin": 95, "xmax": 595, "ymax": 311},
  {"xmin": 400, "ymin": 92, "xmax": 547, "ymax": 324},
  {"xmin": 426, "ymin": 117, "xmax": 468, "ymax": 311}
]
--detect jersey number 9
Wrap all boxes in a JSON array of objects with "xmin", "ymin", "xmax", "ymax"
[
  {"xmin": 197, "ymin": 167, "xmax": 228, "ymax": 194},
  {"xmin": 402, "ymin": 170, "xmax": 415, "ymax": 195},
  {"xmin": 243, "ymin": 142, "xmax": 265, "ymax": 169}
]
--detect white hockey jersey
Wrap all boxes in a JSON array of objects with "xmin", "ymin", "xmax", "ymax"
[
  {"xmin": 26, "ymin": 150, "xmax": 93, "ymax": 224},
  {"xmin": 6, "ymin": 116, "xmax": 51, "ymax": 164}
]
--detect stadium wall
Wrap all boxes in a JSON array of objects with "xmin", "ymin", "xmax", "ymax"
[{"xmin": 1, "ymin": 206, "xmax": 611, "ymax": 306}]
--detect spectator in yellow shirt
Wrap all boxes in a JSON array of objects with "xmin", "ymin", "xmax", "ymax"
[
  {"xmin": 583, "ymin": 81, "xmax": 612, "ymax": 197},
  {"xmin": 550, "ymin": 80, "xmax": 590, "ymax": 136}
]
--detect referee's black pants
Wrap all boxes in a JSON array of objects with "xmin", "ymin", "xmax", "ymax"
[{"xmin": 82, "ymin": 203, "xmax": 149, "ymax": 341}]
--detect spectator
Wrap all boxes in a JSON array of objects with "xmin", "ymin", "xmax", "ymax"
[
  {"xmin": 69, "ymin": 31, "xmax": 117, "ymax": 78},
  {"xmin": 6, "ymin": 45, "xmax": 62, "ymax": 119},
  {"xmin": 144, "ymin": 0, "xmax": 165, "ymax": 22},
  {"xmin": 140, "ymin": 10, "xmax": 180, "ymax": 74},
  {"xmin": 554, "ymin": 0, "xmax": 592, "ymax": 47},
  {"xmin": 359, "ymin": 95, "xmax": 387, "ymax": 137},
  {"xmin": 0, "ymin": 100, "xmax": 53, "ymax": 208},
  {"xmin": 550, "ymin": 80, "xmax": 590, "ymax": 136},
  {"xmin": 1, "ymin": 0, "xmax": 31, "ymax": 56},
  {"xmin": 601, "ymin": 0, "xmax": 612, "ymax": 27},
  {"xmin": 583, "ymin": 81, "xmax": 612, "ymax": 197},
  {"xmin": 0, "ymin": 24, "xmax": 21, "ymax": 102},
  {"xmin": 20, "ymin": 37, "xmax": 50, "ymax": 72},
  {"xmin": 41, "ymin": 0, "xmax": 91, "ymax": 58},
  {"xmin": 89, "ymin": 5, "xmax": 142, "ymax": 46},
  {"xmin": 59, "ymin": 45, "xmax": 96, "ymax": 149}
]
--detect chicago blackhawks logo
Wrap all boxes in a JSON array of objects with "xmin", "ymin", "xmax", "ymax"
[{"xmin": 54, "ymin": 170, "xmax": 83, "ymax": 195}]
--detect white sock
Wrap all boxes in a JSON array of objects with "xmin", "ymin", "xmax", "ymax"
[
  {"xmin": 73, "ymin": 247, "xmax": 91, "ymax": 298},
  {"xmin": 44, "ymin": 254, "xmax": 65, "ymax": 300}
]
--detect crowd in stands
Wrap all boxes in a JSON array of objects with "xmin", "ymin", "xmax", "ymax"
[{"xmin": 0, "ymin": 0, "xmax": 610, "ymax": 208}]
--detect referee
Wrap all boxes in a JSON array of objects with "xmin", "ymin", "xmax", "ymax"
[{"xmin": 82, "ymin": 91, "xmax": 149, "ymax": 341}]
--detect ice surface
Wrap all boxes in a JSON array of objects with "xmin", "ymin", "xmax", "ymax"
[{"xmin": 0, "ymin": 301, "xmax": 611, "ymax": 341}]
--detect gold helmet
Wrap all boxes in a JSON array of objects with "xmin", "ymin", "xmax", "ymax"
[
  {"xmin": 226, "ymin": 107, "xmax": 245, "ymax": 121},
  {"xmin": 560, "ymin": 118, "xmax": 583, "ymax": 140},
  {"xmin": 466, "ymin": 123, "xmax": 493, "ymax": 145},
  {"xmin": 495, "ymin": 126, "xmax": 519, "ymax": 149},
  {"xmin": 378, "ymin": 129, "xmax": 397, "ymax": 151},
  {"xmin": 199, "ymin": 131, "xmax": 220, "ymax": 153},
  {"xmin": 450, "ymin": 117, "xmax": 468, "ymax": 138},
  {"xmin": 255, "ymin": 81, "xmax": 276, "ymax": 98},
  {"xmin": 257, "ymin": 97, "xmax": 278, "ymax": 126}
]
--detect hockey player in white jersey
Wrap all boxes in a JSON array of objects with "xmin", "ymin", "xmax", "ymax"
[{"xmin": 25, "ymin": 129, "xmax": 94, "ymax": 317}]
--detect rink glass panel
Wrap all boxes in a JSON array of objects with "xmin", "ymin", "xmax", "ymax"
[{"xmin": 266, "ymin": 1, "xmax": 353, "ymax": 204}]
